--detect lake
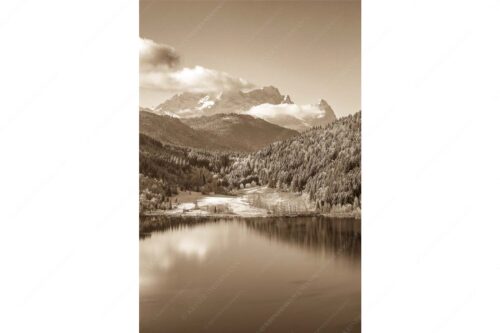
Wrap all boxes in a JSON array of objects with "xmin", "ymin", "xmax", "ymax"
[{"xmin": 140, "ymin": 216, "xmax": 361, "ymax": 333}]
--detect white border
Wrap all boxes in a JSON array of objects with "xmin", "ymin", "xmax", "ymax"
[
  {"xmin": 363, "ymin": 0, "xmax": 500, "ymax": 332},
  {"xmin": 0, "ymin": 0, "xmax": 138, "ymax": 332}
]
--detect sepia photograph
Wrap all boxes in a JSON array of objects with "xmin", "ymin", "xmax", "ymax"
[
  {"xmin": 3, "ymin": 0, "xmax": 500, "ymax": 332},
  {"xmin": 139, "ymin": 1, "xmax": 360, "ymax": 332}
]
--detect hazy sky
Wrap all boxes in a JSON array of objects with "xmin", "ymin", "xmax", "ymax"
[{"xmin": 140, "ymin": 0, "xmax": 360, "ymax": 117}]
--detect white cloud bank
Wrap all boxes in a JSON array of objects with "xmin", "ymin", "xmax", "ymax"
[
  {"xmin": 140, "ymin": 38, "xmax": 254, "ymax": 94},
  {"xmin": 141, "ymin": 65, "xmax": 254, "ymax": 94},
  {"xmin": 245, "ymin": 103, "xmax": 326, "ymax": 121},
  {"xmin": 244, "ymin": 103, "xmax": 329, "ymax": 131}
]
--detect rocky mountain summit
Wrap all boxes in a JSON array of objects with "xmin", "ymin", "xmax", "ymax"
[{"xmin": 151, "ymin": 86, "xmax": 336, "ymax": 131}]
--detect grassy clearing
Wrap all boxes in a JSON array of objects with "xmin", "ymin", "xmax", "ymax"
[{"xmin": 170, "ymin": 190, "xmax": 204, "ymax": 204}]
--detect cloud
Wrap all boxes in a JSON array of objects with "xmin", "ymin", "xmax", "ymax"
[
  {"xmin": 245, "ymin": 103, "xmax": 325, "ymax": 121},
  {"xmin": 140, "ymin": 38, "xmax": 254, "ymax": 94},
  {"xmin": 140, "ymin": 38, "xmax": 179, "ymax": 70},
  {"xmin": 141, "ymin": 65, "xmax": 254, "ymax": 94},
  {"xmin": 244, "ymin": 103, "xmax": 328, "ymax": 131}
]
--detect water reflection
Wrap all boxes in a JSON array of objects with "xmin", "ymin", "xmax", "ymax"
[
  {"xmin": 140, "ymin": 216, "xmax": 230, "ymax": 239},
  {"xmin": 244, "ymin": 216, "xmax": 361, "ymax": 257},
  {"xmin": 140, "ymin": 217, "xmax": 361, "ymax": 333}
]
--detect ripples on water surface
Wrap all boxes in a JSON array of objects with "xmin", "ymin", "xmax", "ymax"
[{"xmin": 140, "ymin": 216, "xmax": 361, "ymax": 333}]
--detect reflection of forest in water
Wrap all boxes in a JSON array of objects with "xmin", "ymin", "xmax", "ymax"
[
  {"xmin": 244, "ymin": 217, "xmax": 361, "ymax": 258},
  {"xmin": 141, "ymin": 216, "xmax": 360, "ymax": 259},
  {"xmin": 140, "ymin": 216, "xmax": 229, "ymax": 239}
]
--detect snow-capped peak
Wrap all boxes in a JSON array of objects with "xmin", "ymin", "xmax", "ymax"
[
  {"xmin": 197, "ymin": 95, "xmax": 215, "ymax": 110},
  {"xmin": 152, "ymin": 86, "xmax": 336, "ymax": 130}
]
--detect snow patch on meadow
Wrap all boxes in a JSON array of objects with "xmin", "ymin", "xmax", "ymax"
[
  {"xmin": 163, "ymin": 186, "xmax": 314, "ymax": 217},
  {"xmin": 198, "ymin": 195, "xmax": 268, "ymax": 217}
]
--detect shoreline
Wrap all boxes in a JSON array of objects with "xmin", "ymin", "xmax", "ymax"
[
  {"xmin": 140, "ymin": 211, "xmax": 361, "ymax": 220},
  {"xmin": 140, "ymin": 186, "xmax": 361, "ymax": 223},
  {"xmin": 139, "ymin": 212, "xmax": 360, "ymax": 237}
]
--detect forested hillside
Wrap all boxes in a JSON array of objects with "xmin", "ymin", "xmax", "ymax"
[
  {"xmin": 224, "ymin": 112, "xmax": 361, "ymax": 209},
  {"xmin": 140, "ymin": 111, "xmax": 228, "ymax": 150},
  {"xmin": 139, "ymin": 134, "xmax": 234, "ymax": 211}
]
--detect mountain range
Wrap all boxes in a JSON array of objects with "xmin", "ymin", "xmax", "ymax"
[{"xmin": 151, "ymin": 86, "xmax": 336, "ymax": 131}]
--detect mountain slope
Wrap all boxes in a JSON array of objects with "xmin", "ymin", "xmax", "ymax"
[
  {"xmin": 181, "ymin": 113, "xmax": 298, "ymax": 152},
  {"xmin": 140, "ymin": 111, "xmax": 227, "ymax": 150},
  {"xmin": 224, "ymin": 112, "xmax": 361, "ymax": 208},
  {"xmin": 139, "ymin": 133, "xmax": 232, "ymax": 211}
]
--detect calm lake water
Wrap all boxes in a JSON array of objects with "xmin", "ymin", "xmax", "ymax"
[{"xmin": 140, "ymin": 216, "xmax": 361, "ymax": 333}]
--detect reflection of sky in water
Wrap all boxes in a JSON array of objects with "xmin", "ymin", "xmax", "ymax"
[
  {"xmin": 140, "ymin": 218, "xmax": 361, "ymax": 332},
  {"xmin": 140, "ymin": 223, "xmax": 233, "ymax": 287}
]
